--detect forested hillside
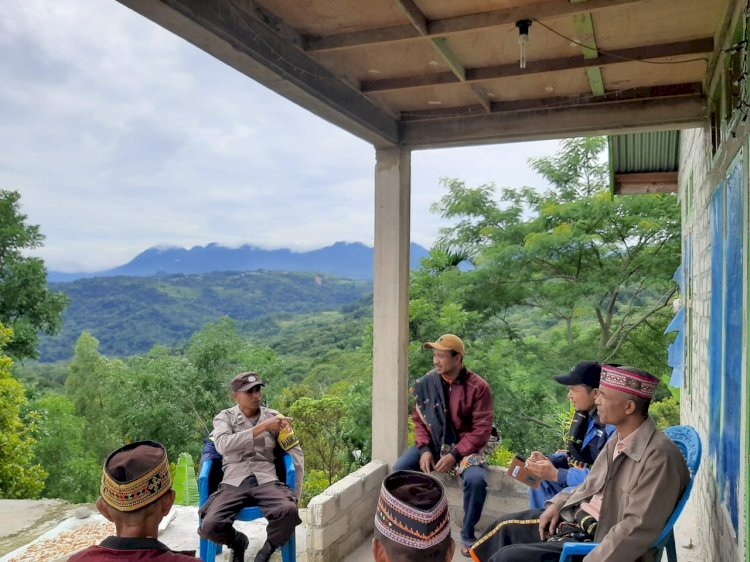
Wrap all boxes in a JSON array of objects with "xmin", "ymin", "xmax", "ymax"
[{"xmin": 39, "ymin": 272, "xmax": 371, "ymax": 361}]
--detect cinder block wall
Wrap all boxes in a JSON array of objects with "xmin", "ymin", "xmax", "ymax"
[
  {"xmin": 679, "ymin": 126, "xmax": 743, "ymax": 562},
  {"xmin": 305, "ymin": 462, "xmax": 529, "ymax": 561},
  {"xmin": 305, "ymin": 460, "xmax": 388, "ymax": 561}
]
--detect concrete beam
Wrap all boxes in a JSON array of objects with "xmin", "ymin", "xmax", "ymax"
[
  {"xmin": 400, "ymin": 95, "xmax": 707, "ymax": 149},
  {"xmin": 372, "ymin": 147, "xmax": 411, "ymax": 467}
]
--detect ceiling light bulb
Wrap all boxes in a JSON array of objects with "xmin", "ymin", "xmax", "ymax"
[{"xmin": 516, "ymin": 19, "xmax": 532, "ymax": 69}]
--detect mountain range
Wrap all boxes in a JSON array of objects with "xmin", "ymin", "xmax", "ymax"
[{"xmin": 48, "ymin": 241, "xmax": 430, "ymax": 282}]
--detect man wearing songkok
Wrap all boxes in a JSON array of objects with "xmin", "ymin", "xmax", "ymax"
[
  {"xmin": 199, "ymin": 372, "xmax": 304, "ymax": 562},
  {"xmin": 469, "ymin": 365, "xmax": 689, "ymax": 562},
  {"xmin": 373, "ymin": 470, "xmax": 455, "ymax": 562},
  {"xmin": 393, "ymin": 334, "xmax": 494, "ymax": 557},
  {"xmin": 69, "ymin": 440, "xmax": 197, "ymax": 561},
  {"xmin": 526, "ymin": 361, "xmax": 615, "ymax": 509}
]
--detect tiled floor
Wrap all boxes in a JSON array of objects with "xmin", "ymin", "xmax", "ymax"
[{"xmin": 0, "ymin": 495, "xmax": 703, "ymax": 562}]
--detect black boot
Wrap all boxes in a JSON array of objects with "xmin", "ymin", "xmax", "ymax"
[
  {"xmin": 230, "ymin": 532, "xmax": 249, "ymax": 562},
  {"xmin": 254, "ymin": 540, "xmax": 276, "ymax": 562}
]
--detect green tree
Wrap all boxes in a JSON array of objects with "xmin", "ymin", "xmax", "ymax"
[
  {"xmin": 0, "ymin": 323, "xmax": 46, "ymax": 498},
  {"xmin": 31, "ymin": 393, "xmax": 100, "ymax": 502},
  {"xmin": 111, "ymin": 347, "xmax": 203, "ymax": 459},
  {"xmin": 186, "ymin": 318, "xmax": 284, "ymax": 429},
  {"xmin": 408, "ymin": 249, "xmax": 483, "ymax": 379},
  {"xmin": 12, "ymin": 361, "xmax": 69, "ymax": 395},
  {"xmin": 0, "ymin": 190, "xmax": 68, "ymax": 360},
  {"xmin": 65, "ymin": 332, "xmax": 122, "ymax": 460},
  {"xmin": 431, "ymin": 137, "xmax": 679, "ymax": 368},
  {"xmin": 289, "ymin": 396, "xmax": 353, "ymax": 484}
]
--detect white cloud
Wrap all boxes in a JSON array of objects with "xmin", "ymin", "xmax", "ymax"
[{"xmin": 2, "ymin": 0, "xmax": 559, "ymax": 272}]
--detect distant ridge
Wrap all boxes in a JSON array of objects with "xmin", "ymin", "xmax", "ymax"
[
  {"xmin": 48, "ymin": 241, "xmax": 430, "ymax": 282},
  {"xmin": 40, "ymin": 270, "xmax": 372, "ymax": 361}
]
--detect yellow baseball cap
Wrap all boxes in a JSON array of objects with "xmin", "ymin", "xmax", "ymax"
[{"xmin": 423, "ymin": 334, "xmax": 465, "ymax": 356}]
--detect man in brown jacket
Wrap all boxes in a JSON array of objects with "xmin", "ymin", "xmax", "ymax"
[{"xmin": 469, "ymin": 365, "xmax": 689, "ymax": 562}]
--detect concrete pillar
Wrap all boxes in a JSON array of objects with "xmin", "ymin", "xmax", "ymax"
[{"xmin": 372, "ymin": 147, "xmax": 411, "ymax": 468}]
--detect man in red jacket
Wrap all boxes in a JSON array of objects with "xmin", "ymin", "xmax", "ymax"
[
  {"xmin": 69, "ymin": 441, "xmax": 196, "ymax": 561},
  {"xmin": 393, "ymin": 334, "xmax": 495, "ymax": 557}
]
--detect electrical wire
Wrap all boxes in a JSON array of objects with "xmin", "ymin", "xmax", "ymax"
[{"xmin": 530, "ymin": 18, "xmax": 710, "ymax": 66}]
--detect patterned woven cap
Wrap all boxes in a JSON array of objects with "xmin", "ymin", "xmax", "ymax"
[
  {"xmin": 600, "ymin": 365, "xmax": 658, "ymax": 399},
  {"xmin": 100, "ymin": 441, "xmax": 172, "ymax": 512},
  {"xmin": 374, "ymin": 470, "xmax": 450, "ymax": 550}
]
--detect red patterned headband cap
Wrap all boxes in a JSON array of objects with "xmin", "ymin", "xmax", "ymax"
[
  {"xmin": 600, "ymin": 365, "xmax": 658, "ymax": 400},
  {"xmin": 375, "ymin": 470, "xmax": 451, "ymax": 550},
  {"xmin": 100, "ymin": 441, "xmax": 172, "ymax": 512}
]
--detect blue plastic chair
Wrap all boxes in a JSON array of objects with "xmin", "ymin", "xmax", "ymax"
[
  {"xmin": 198, "ymin": 454, "xmax": 297, "ymax": 562},
  {"xmin": 560, "ymin": 425, "xmax": 702, "ymax": 562}
]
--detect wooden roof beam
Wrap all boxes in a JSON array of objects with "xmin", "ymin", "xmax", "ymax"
[
  {"xmin": 395, "ymin": 0, "xmax": 428, "ymax": 36},
  {"xmin": 362, "ymin": 38, "xmax": 713, "ymax": 92},
  {"xmin": 614, "ymin": 172, "xmax": 678, "ymax": 194},
  {"xmin": 574, "ymin": 12, "xmax": 606, "ymax": 96},
  {"xmin": 395, "ymin": 0, "xmax": 491, "ymax": 112},
  {"xmin": 305, "ymin": 0, "xmax": 644, "ymax": 52}
]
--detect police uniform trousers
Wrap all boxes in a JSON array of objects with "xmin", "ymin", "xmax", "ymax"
[
  {"xmin": 199, "ymin": 475, "xmax": 301, "ymax": 549},
  {"xmin": 469, "ymin": 509, "xmax": 584, "ymax": 562}
]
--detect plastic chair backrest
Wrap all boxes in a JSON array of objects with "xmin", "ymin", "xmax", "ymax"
[
  {"xmin": 652, "ymin": 426, "xmax": 701, "ymax": 549},
  {"xmin": 560, "ymin": 425, "xmax": 701, "ymax": 562}
]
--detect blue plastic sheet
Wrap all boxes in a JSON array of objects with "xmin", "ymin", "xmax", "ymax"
[
  {"xmin": 673, "ymin": 263, "xmax": 684, "ymax": 296},
  {"xmin": 665, "ymin": 306, "xmax": 685, "ymax": 387},
  {"xmin": 665, "ymin": 306, "xmax": 685, "ymax": 334}
]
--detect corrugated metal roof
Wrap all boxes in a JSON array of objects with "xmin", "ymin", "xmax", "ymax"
[{"xmin": 608, "ymin": 131, "xmax": 680, "ymax": 193}]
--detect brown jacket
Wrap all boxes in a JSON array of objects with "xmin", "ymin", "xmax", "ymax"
[{"xmin": 550, "ymin": 417, "xmax": 689, "ymax": 562}]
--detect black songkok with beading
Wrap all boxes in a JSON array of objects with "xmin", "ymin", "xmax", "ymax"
[{"xmin": 374, "ymin": 470, "xmax": 451, "ymax": 549}]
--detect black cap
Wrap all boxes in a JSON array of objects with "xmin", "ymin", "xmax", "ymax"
[
  {"xmin": 230, "ymin": 372, "xmax": 265, "ymax": 392},
  {"xmin": 553, "ymin": 361, "xmax": 602, "ymax": 388}
]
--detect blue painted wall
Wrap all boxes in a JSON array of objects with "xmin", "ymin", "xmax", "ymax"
[
  {"xmin": 709, "ymin": 182, "xmax": 723, "ymax": 467},
  {"xmin": 708, "ymin": 153, "xmax": 744, "ymax": 536},
  {"xmin": 722, "ymin": 154, "xmax": 743, "ymax": 533}
]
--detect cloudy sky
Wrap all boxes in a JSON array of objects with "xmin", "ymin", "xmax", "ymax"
[{"xmin": 1, "ymin": 1, "xmax": 558, "ymax": 273}]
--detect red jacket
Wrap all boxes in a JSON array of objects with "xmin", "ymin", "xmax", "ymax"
[{"xmin": 413, "ymin": 368, "xmax": 494, "ymax": 458}]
